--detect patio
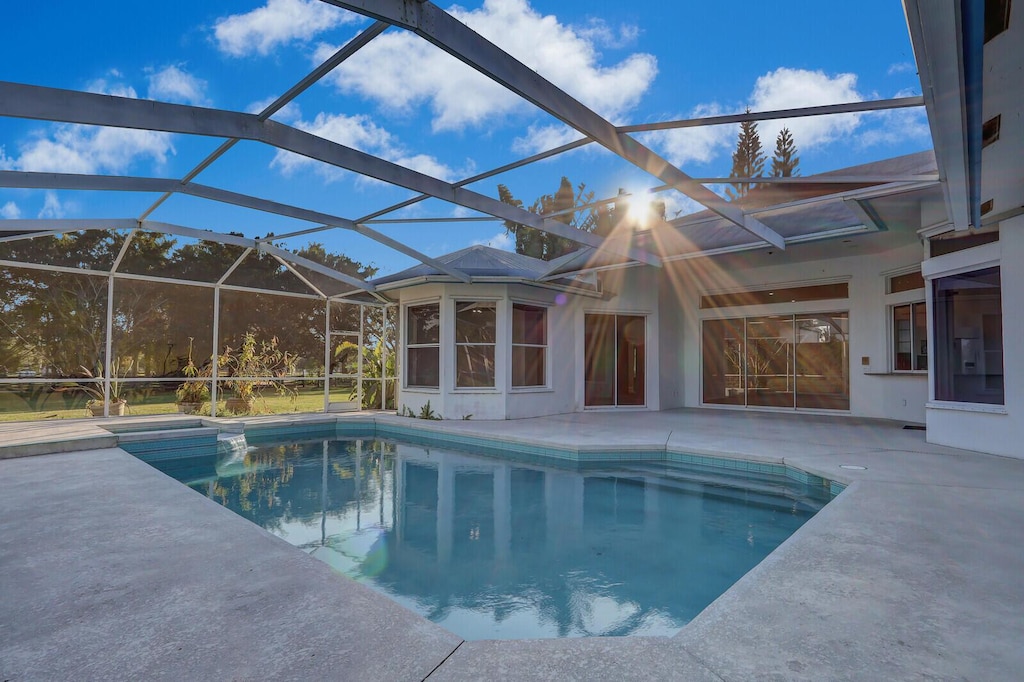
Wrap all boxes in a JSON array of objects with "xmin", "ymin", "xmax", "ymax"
[{"xmin": 2, "ymin": 409, "xmax": 1022, "ymax": 680}]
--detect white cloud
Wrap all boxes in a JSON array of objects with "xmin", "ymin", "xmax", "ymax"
[
  {"xmin": 660, "ymin": 192, "xmax": 706, "ymax": 220},
  {"xmin": 319, "ymin": 0, "xmax": 657, "ymax": 132},
  {"xmin": 640, "ymin": 103, "xmax": 737, "ymax": 167},
  {"xmin": 271, "ymin": 112, "xmax": 459, "ymax": 183},
  {"xmin": 147, "ymin": 65, "xmax": 209, "ymax": 105},
  {"xmin": 84, "ymin": 73, "xmax": 136, "ymax": 99},
  {"xmin": 37, "ymin": 192, "xmax": 66, "ymax": 219},
  {"xmin": 213, "ymin": 0, "xmax": 357, "ymax": 57},
  {"xmin": 888, "ymin": 62, "xmax": 917, "ymax": 76},
  {"xmin": 3, "ymin": 78, "xmax": 175, "ymax": 175},
  {"xmin": 641, "ymin": 69, "xmax": 868, "ymax": 170},
  {"xmin": 511, "ymin": 123, "xmax": 587, "ymax": 156},
  {"xmin": 749, "ymin": 68, "xmax": 864, "ymax": 151},
  {"xmin": 12, "ymin": 124, "xmax": 173, "ymax": 175},
  {"xmin": 858, "ymin": 107, "xmax": 931, "ymax": 148},
  {"xmin": 472, "ymin": 230, "xmax": 515, "ymax": 251},
  {"xmin": 575, "ymin": 18, "xmax": 641, "ymax": 50},
  {"xmin": 1, "ymin": 201, "xmax": 21, "ymax": 219}
]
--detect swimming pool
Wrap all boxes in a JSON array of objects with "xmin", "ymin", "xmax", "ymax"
[{"xmin": 153, "ymin": 428, "xmax": 833, "ymax": 640}]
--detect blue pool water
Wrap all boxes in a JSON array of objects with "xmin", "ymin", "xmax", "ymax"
[{"xmin": 158, "ymin": 435, "xmax": 830, "ymax": 640}]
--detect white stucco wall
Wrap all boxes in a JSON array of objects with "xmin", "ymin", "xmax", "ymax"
[
  {"xmin": 924, "ymin": 216, "xmax": 1023, "ymax": 458},
  {"xmin": 393, "ymin": 266, "xmax": 662, "ymax": 420},
  {"xmin": 659, "ymin": 241, "xmax": 930, "ymax": 422}
]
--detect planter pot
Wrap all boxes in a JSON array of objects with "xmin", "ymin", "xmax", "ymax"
[
  {"xmin": 88, "ymin": 400, "xmax": 127, "ymax": 417},
  {"xmin": 225, "ymin": 396, "xmax": 254, "ymax": 414},
  {"xmin": 177, "ymin": 402, "xmax": 205, "ymax": 415}
]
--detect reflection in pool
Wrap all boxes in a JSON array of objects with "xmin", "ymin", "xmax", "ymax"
[{"xmin": 159, "ymin": 437, "xmax": 829, "ymax": 640}]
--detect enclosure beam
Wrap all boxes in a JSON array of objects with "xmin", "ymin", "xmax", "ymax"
[
  {"xmin": 258, "ymin": 242, "xmax": 378, "ymax": 293},
  {"xmin": 617, "ymin": 96, "xmax": 925, "ymax": 133},
  {"xmin": 0, "ymin": 81, "xmax": 659, "ymax": 265},
  {"xmin": 348, "ymin": 98, "xmax": 922, "ymax": 226},
  {"xmin": 319, "ymin": 1, "xmax": 784, "ymax": 250},
  {"xmin": 0, "ymin": 170, "xmax": 472, "ymax": 282},
  {"xmin": 138, "ymin": 21, "xmax": 390, "ymax": 221}
]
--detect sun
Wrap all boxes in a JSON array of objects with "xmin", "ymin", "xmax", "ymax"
[{"xmin": 625, "ymin": 195, "xmax": 654, "ymax": 229}]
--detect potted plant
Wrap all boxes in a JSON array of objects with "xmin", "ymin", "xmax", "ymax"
[
  {"xmin": 80, "ymin": 356, "xmax": 133, "ymax": 417},
  {"xmin": 219, "ymin": 331, "xmax": 297, "ymax": 415},
  {"xmin": 175, "ymin": 338, "xmax": 210, "ymax": 414}
]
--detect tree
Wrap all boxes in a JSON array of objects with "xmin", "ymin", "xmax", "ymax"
[
  {"xmin": 0, "ymin": 230, "xmax": 377, "ymax": 380},
  {"xmin": 726, "ymin": 108, "xmax": 766, "ymax": 201},
  {"xmin": 497, "ymin": 177, "xmax": 649, "ymax": 260},
  {"xmin": 771, "ymin": 127, "xmax": 800, "ymax": 178}
]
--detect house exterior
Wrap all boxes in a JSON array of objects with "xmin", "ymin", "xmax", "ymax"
[{"xmin": 371, "ymin": 2, "xmax": 1024, "ymax": 460}]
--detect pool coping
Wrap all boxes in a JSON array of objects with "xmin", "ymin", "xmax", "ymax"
[{"xmin": 2, "ymin": 408, "xmax": 1023, "ymax": 680}]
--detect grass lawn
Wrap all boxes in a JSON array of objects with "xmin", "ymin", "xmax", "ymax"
[{"xmin": 0, "ymin": 385, "xmax": 333, "ymax": 422}]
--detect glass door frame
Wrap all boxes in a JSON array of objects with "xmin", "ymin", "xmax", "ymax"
[{"xmin": 583, "ymin": 313, "xmax": 647, "ymax": 408}]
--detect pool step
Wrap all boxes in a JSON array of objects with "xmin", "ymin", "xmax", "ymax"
[{"xmin": 117, "ymin": 427, "xmax": 221, "ymax": 462}]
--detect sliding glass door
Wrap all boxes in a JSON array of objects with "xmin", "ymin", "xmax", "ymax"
[
  {"xmin": 702, "ymin": 312, "xmax": 848, "ymax": 410},
  {"xmin": 584, "ymin": 314, "xmax": 645, "ymax": 407}
]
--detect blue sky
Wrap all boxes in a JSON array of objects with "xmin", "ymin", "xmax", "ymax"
[{"xmin": 1, "ymin": 0, "xmax": 931, "ymax": 276}]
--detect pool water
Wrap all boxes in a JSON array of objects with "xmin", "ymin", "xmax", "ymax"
[{"xmin": 161, "ymin": 436, "xmax": 829, "ymax": 640}]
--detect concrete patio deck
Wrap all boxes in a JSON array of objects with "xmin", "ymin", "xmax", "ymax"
[{"xmin": 2, "ymin": 408, "xmax": 1022, "ymax": 680}]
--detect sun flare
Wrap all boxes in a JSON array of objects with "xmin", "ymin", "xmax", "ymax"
[{"xmin": 625, "ymin": 196, "xmax": 653, "ymax": 229}]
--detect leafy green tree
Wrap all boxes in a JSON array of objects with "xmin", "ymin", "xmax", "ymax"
[
  {"xmin": 771, "ymin": 127, "xmax": 800, "ymax": 177},
  {"xmin": 0, "ymin": 230, "xmax": 378, "ymax": 381},
  {"xmin": 726, "ymin": 109, "xmax": 766, "ymax": 201},
  {"xmin": 497, "ymin": 177, "xmax": 650, "ymax": 260}
]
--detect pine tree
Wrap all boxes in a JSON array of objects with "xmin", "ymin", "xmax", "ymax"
[
  {"xmin": 726, "ymin": 108, "xmax": 766, "ymax": 201},
  {"xmin": 771, "ymin": 127, "xmax": 800, "ymax": 177}
]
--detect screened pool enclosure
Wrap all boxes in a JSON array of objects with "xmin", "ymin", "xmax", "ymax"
[{"xmin": 0, "ymin": 225, "xmax": 397, "ymax": 420}]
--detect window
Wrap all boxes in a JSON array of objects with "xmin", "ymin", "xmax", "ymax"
[
  {"xmin": 700, "ymin": 282, "xmax": 848, "ymax": 309},
  {"xmin": 888, "ymin": 270, "xmax": 924, "ymax": 294},
  {"xmin": 512, "ymin": 303, "xmax": 547, "ymax": 387},
  {"xmin": 933, "ymin": 267, "xmax": 1003, "ymax": 404},
  {"xmin": 893, "ymin": 302, "xmax": 927, "ymax": 371},
  {"xmin": 406, "ymin": 303, "xmax": 439, "ymax": 388},
  {"xmin": 702, "ymin": 313, "xmax": 849, "ymax": 410},
  {"xmin": 455, "ymin": 301, "xmax": 496, "ymax": 388},
  {"xmin": 584, "ymin": 314, "xmax": 645, "ymax": 407}
]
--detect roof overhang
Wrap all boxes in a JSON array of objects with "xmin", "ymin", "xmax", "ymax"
[{"xmin": 904, "ymin": 0, "xmax": 984, "ymax": 231}]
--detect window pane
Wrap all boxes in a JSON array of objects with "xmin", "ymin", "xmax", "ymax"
[
  {"xmin": 889, "ymin": 271, "xmax": 924, "ymax": 294},
  {"xmin": 893, "ymin": 304, "xmax": 913, "ymax": 370},
  {"xmin": 455, "ymin": 301, "xmax": 496, "ymax": 344},
  {"xmin": 408, "ymin": 304, "xmax": 440, "ymax": 345},
  {"xmin": 456, "ymin": 345, "xmax": 495, "ymax": 387},
  {"xmin": 512, "ymin": 304, "xmax": 546, "ymax": 345},
  {"xmin": 933, "ymin": 267, "xmax": 1003, "ymax": 404},
  {"xmin": 700, "ymin": 282, "xmax": 848, "ymax": 309},
  {"xmin": 584, "ymin": 314, "xmax": 615, "ymax": 406},
  {"xmin": 913, "ymin": 303, "xmax": 928, "ymax": 371},
  {"xmin": 407, "ymin": 347, "xmax": 439, "ymax": 388},
  {"xmin": 795, "ymin": 313, "xmax": 849, "ymax": 410},
  {"xmin": 702, "ymin": 318, "xmax": 745, "ymax": 405},
  {"xmin": 616, "ymin": 316, "xmax": 645, "ymax": 406},
  {"xmin": 512, "ymin": 346, "xmax": 545, "ymax": 387},
  {"xmin": 746, "ymin": 316, "xmax": 793, "ymax": 407}
]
